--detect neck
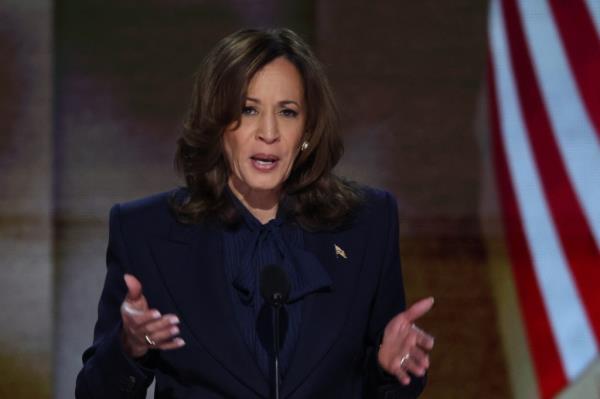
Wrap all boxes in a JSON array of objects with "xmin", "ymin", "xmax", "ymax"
[{"xmin": 227, "ymin": 179, "xmax": 279, "ymax": 224}]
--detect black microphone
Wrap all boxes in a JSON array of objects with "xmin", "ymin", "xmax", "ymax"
[{"xmin": 260, "ymin": 265, "xmax": 290, "ymax": 399}]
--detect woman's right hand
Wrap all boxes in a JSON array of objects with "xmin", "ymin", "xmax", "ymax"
[{"xmin": 120, "ymin": 273, "xmax": 185, "ymax": 359}]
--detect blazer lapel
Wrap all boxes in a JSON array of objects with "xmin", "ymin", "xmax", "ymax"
[
  {"xmin": 149, "ymin": 220, "xmax": 269, "ymax": 398},
  {"xmin": 282, "ymin": 228, "xmax": 366, "ymax": 397}
]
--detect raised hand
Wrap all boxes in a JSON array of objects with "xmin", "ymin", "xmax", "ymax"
[
  {"xmin": 378, "ymin": 297, "xmax": 435, "ymax": 385},
  {"xmin": 120, "ymin": 274, "xmax": 185, "ymax": 358}
]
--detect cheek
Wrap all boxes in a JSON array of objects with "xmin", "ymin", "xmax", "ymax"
[
  {"xmin": 223, "ymin": 129, "xmax": 249, "ymax": 159},
  {"xmin": 286, "ymin": 132, "xmax": 304, "ymax": 158}
]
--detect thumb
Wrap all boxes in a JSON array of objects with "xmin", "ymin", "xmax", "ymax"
[
  {"xmin": 124, "ymin": 273, "xmax": 143, "ymax": 302},
  {"xmin": 404, "ymin": 297, "xmax": 435, "ymax": 323}
]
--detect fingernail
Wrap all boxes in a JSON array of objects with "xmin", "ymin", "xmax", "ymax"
[
  {"xmin": 430, "ymin": 297, "xmax": 435, "ymax": 305},
  {"xmin": 175, "ymin": 338, "xmax": 185, "ymax": 346},
  {"xmin": 151, "ymin": 311, "xmax": 161, "ymax": 319},
  {"xmin": 170, "ymin": 326, "xmax": 180, "ymax": 335},
  {"xmin": 170, "ymin": 316, "xmax": 180, "ymax": 324}
]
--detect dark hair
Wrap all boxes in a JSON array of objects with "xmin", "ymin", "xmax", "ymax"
[{"xmin": 172, "ymin": 28, "xmax": 362, "ymax": 230}]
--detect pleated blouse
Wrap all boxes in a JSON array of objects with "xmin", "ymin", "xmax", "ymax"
[{"xmin": 222, "ymin": 190, "xmax": 332, "ymax": 382}]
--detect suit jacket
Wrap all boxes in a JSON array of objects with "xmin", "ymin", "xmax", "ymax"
[{"xmin": 75, "ymin": 187, "xmax": 426, "ymax": 398}]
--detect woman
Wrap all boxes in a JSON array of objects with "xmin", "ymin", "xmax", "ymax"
[{"xmin": 76, "ymin": 28, "xmax": 434, "ymax": 398}]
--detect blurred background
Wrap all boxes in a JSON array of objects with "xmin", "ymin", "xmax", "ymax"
[{"xmin": 1, "ymin": 0, "xmax": 598, "ymax": 398}]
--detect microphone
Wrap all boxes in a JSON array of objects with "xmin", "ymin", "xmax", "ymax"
[
  {"xmin": 260, "ymin": 264, "xmax": 291, "ymax": 307},
  {"xmin": 260, "ymin": 265, "xmax": 290, "ymax": 399}
]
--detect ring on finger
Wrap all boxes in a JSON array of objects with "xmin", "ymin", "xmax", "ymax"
[
  {"xmin": 144, "ymin": 334, "xmax": 156, "ymax": 346},
  {"xmin": 399, "ymin": 353, "xmax": 410, "ymax": 368}
]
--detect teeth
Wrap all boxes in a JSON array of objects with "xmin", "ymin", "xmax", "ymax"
[{"xmin": 255, "ymin": 159, "xmax": 274, "ymax": 166}]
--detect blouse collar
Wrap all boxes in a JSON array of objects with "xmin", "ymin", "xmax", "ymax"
[{"xmin": 224, "ymin": 187, "xmax": 332, "ymax": 303}]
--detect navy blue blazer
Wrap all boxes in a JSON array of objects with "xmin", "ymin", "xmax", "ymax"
[{"xmin": 75, "ymin": 187, "xmax": 425, "ymax": 398}]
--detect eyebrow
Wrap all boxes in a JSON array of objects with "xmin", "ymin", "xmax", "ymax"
[{"xmin": 246, "ymin": 97, "xmax": 301, "ymax": 107}]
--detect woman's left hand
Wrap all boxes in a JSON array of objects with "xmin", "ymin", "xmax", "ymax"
[{"xmin": 378, "ymin": 297, "xmax": 435, "ymax": 385}]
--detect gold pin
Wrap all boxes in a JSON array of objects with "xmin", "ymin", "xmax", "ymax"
[{"xmin": 334, "ymin": 244, "xmax": 347, "ymax": 259}]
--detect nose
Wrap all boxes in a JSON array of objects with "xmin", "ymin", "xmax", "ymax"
[{"xmin": 256, "ymin": 111, "xmax": 279, "ymax": 144}]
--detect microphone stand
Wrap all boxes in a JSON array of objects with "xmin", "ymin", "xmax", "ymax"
[
  {"xmin": 272, "ymin": 292, "xmax": 283, "ymax": 399},
  {"xmin": 260, "ymin": 264, "xmax": 289, "ymax": 399}
]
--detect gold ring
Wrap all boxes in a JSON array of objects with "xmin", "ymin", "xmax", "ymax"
[{"xmin": 144, "ymin": 334, "xmax": 156, "ymax": 346}]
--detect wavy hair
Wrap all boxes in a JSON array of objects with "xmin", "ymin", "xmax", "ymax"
[{"xmin": 172, "ymin": 28, "xmax": 362, "ymax": 230}]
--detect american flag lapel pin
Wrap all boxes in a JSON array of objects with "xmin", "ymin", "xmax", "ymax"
[{"xmin": 334, "ymin": 244, "xmax": 347, "ymax": 259}]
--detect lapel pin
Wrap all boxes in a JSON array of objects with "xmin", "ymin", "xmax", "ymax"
[{"xmin": 334, "ymin": 244, "xmax": 347, "ymax": 259}]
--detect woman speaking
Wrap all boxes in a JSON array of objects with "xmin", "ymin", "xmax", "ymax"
[{"xmin": 75, "ymin": 28, "xmax": 435, "ymax": 398}]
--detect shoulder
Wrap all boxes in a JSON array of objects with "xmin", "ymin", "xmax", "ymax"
[
  {"xmin": 319, "ymin": 184, "xmax": 399, "ymax": 235},
  {"xmin": 109, "ymin": 187, "xmax": 186, "ymax": 235},
  {"xmin": 360, "ymin": 186, "xmax": 398, "ymax": 209},
  {"xmin": 355, "ymin": 185, "xmax": 400, "ymax": 223}
]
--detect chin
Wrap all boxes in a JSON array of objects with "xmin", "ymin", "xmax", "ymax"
[
  {"xmin": 248, "ymin": 181, "xmax": 283, "ymax": 193},
  {"xmin": 234, "ymin": 174, "xmax": 284, "ymax": 194}
]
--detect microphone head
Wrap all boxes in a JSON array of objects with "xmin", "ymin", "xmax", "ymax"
[{"xmin": 260, "ymin": 264, "xmax": 291, "ymax": 307}]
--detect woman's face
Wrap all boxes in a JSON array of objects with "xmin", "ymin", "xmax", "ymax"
[{"xmin": 224, "ymin": 56, "xmax": 306, "ymax": 199}]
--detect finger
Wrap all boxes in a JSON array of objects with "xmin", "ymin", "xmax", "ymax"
[
  {"xmin": 121, "ymin": 301, "xmax": 153, "ymax": 317},
  {"xmin": 145, "ymin": 325, "xmax": 180, "ymax": 346},
  {"xmin": 144, "ymin": 315, "xmax": 180, "ymax": 336},
  {"xmin": 403, "ymin": 297, "xmax": 434, "ymax": 323},
  {"xmin": 389, "ymin": 359, "xmax": 411, "ymax": 385},
  {"xmin": 403, "ymin": 358, "xmax": 422, "ymax": 378},
  {"xmin": 128, "ymin": 314, "xmax": 179, "ymax": 346},
  {"xmin": 122, "ymin": 307, "xmax": 161, "ymax": 329},
  {"xmin": 414, "ymin": 327, "xmax": 435, "ymax": 351},
  {"xmin": 156, "ymin": 337, "xmax": 186, "ymax": 351},
  {"xmin": 124, "ymin": 274, "xmax": 143, "ymax": 301},
  {"xmin": 407, "ymin": 347, "xmax": 430, "ymax": 372},
  {"xmin": 395, "ymin": 372, "xmax": 411, "ymax": 386}
]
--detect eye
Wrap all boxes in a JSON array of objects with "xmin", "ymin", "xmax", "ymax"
[
  {"xmin": 280, "ymin": 108, "xmax": 298, "ymax": 118},
  {"xmin": 241, "ymin": 106, "xmax": 257, "ymax": 115}
]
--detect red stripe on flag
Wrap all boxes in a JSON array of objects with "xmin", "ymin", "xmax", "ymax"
[
  {"xmin": 548, "ymin": 0, "xmax": 600, "ymax": 139},
  {"xmin": 487, "ymin": 54, "xmax": 567, "ymax": 399},
  {"xmin": 502, "ymin": 0, "xmax": 600, "ymax": 344}
]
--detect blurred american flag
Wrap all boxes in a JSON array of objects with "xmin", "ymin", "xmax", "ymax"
[{"xmin": 487, "ymin": 0, "xmax": 600, "ymax": 397}]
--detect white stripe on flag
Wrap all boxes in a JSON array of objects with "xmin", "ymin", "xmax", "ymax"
[
  {"xmin": 517, "ymin": 0, "xmax": 600, "ymax": 252},
  {"xmin": 489, "ymin": 0, "xmax": 597, "ymax": 380},
  {"xmin": 583, "ymin": 0, "xmax": 600, "ymax": 39}
]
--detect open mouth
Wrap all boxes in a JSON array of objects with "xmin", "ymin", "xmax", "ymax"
[{"xmin": 250, "ymin": 154, "xmax": 279, "ymax": 170}]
